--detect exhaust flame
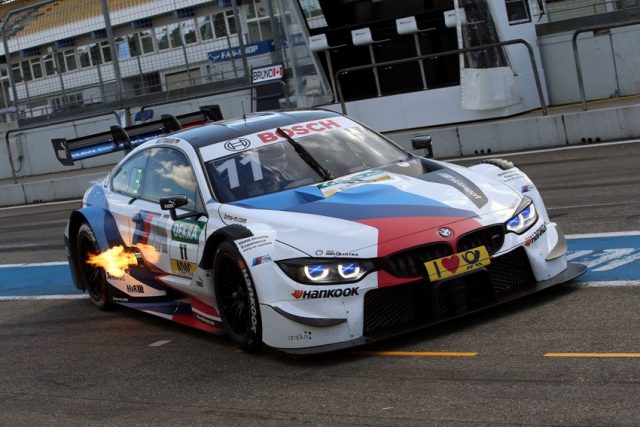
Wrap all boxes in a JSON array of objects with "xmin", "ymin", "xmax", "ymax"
[
  {"xmin": 134, "ymin": 243, "xmax": 160, "ymax": 264},
  {"xmin": 86, "ymin": 245, "xmax": 138, "ymax": 278}
]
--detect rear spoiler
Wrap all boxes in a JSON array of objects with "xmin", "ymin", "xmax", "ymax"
[{"xmin": 51, "ymin": 106, "xmax": 222, "ymax": 166}]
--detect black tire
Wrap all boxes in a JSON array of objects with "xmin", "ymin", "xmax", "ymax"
[
  {"xmin": 75, "ymin": 223, "xmax": 112, "ymax": 310},
  {"xmin": 213, "ymin": 240, "xmax": 262, "ymax": 352}
]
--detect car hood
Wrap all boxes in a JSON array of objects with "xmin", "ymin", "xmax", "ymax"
[{"xmin": 222, "ymin": 165, "xmax": 522, "ymax": 257}]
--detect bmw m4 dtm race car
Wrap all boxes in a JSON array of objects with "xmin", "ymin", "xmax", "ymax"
[{"xmin": 53, "ymin": 108, "xmax": 585, "ymax": 354}]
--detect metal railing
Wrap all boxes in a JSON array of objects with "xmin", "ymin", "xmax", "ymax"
[
  {"xmin": 335, "ymin": 38, "xmax": 547, "ymax": 117},
  {"xmin": 3, "ymin": 80, "xmax": 291, "ymax": 183},
  {"xmin": 572, "ymin": 18, "xmax": 640, "ymax": 111},
  {"xmin": 137, "ymin": 80, "xmax": 291, "ymax": 121}
]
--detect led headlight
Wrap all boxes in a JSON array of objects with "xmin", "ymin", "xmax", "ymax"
[
  {"xmin": 278, "ymin": 259, "xmax": 376, "ymax": 285},
  {"xmin": 505, "ymin": 197, "xmax": 538, "ymax": 234}
]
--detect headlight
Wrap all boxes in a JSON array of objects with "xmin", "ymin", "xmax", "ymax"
[
  {"xmin": 505, "ymin": 197, "xmax": 538, "ymax": 234},
  {"xmin": 278, "ymin": 259, "xmax": 376, "ymax": 285}
]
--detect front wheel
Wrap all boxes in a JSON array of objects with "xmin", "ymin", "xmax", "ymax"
[
  {"xmin": 75, "ymin": 223, "xmax": 112, "ymax": 310},
  {"xmin": 213, "ymin": 240, "xmax": 262, "ymax": 352}
]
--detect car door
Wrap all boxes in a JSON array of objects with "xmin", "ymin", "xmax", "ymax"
[{"xmin": 134, "ymin": 147, "xmax": 206, "ymax": 284}]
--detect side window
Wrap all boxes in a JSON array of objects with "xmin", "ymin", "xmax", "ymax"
[
  {"xmin": 112, "ymin": 152, "xmax": 148, "ymax": 196},
  {"xmin": 142, "ymin": 148, "xmax": 198, "ymax": 211}
]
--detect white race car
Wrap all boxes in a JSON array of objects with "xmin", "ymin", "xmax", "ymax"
[{"xmin": 55, "ymin": 109, "xmax": 585, "ymax": 354}]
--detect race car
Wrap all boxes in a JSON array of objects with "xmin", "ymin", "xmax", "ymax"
[{"xmin": 54, "ymin": 108, "xmax": 585, "ymax": 354}]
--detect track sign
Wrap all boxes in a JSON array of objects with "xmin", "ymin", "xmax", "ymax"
[{"xmin": 251, "ymin": 64, "xmax": 284, "ymax": 84}]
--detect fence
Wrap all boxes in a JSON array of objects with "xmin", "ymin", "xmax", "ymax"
[
  {"xmin": 0, "ymin": 0, "xmax": 330, "ymax": 123},
  {"xmin": 335, "ymin": 38, "xmax": 548, "ymax": 117}
]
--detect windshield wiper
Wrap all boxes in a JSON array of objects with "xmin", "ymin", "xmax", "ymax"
[{"xmin": 276, "ymin": 128, "xmax": 333, "ymax": 181}]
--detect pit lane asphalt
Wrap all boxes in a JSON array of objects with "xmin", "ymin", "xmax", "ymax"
[{"xmin": 1, "ymin": 141, "xmax": 639, "ymax": 425}]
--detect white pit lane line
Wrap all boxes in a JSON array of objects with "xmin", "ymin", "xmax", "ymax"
[{"xmin": 0, "ymin": 232, "xmax": 639, "ymax": 301}]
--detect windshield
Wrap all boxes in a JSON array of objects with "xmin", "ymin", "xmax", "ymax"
[{"xmin": 206, "ymin": 122, "xmax": 408, "ymax": 203}]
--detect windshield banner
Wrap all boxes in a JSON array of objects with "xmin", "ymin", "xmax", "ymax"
[{"xmin": 199, "ymin": 116, "xmax": 357, "ymax": 161}]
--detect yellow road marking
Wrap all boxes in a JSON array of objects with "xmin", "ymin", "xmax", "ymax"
[
  {"xmin": 544, "ymin": 353, "xmax": 640, "ymax": 358},
  {"xmin": 354, "ymin": 351, "xmax": 477, "ymax": 357}
]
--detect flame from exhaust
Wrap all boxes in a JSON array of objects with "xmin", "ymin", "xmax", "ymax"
[
  {"xmin": 134, "ymin": 243, "xmax": 160, "ymax": 264},
  {"xmin": 86, "ymin": 245, "xmax": 137, "ymax": 278}
]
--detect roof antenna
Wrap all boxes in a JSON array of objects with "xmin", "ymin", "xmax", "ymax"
[{"xmin": 241, "ymin": 101, "xmax": 247, "ymax": 124}]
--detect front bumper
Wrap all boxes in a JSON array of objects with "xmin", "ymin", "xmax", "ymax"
[{"xmin": 271, "ymin": 260, "xmax": 586, "ymax": 355}]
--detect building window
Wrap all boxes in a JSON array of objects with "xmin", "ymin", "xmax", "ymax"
[
  {"xmin": 63, "ymin": 49, "xmax": 77, "ymax": 71},
  {"xmin": 182, "ymin": 20, "xmax": 197, "ymax": 44},
  {"xmin": 245, "ymin": 0, "xmax": 272, "ymax": 43},
  {"xmin": 139, "ymin": 30, "xmax": 154, "ymax": 54},
  {"xmin": 213, "ymin": 11, "xmax": 237, "ymax": 38},
  {"xmin": 297, "ymin": 0, "xmax": 327, "ymax": 29},
  {"xmin": 31, "ymin": 58, "xmax": 43, "ymax": 79},
  {"xmin": 198, "ymin": 15, "xmax": 213, "ymax": 41},
  {"xmin": 101, "ymin": 41, "xmax": 112, "ymax": 62},
  {"xmin": 169, "ymin": 23, "xmax": 183, "ymax": 48},
  {"xmin": 505, "ymin": 0, "xmax": 531, "ymax": 24},
  {"xmin": 43, "ymin": 54, "xmax": 55, "ymax": 75},
  {"xmin": 155, "ymin": 26, "xmax": 170, "ymax": 50},
  {"xmin": 55, "ymin": 52, "xmax": 66, "ymax": 73},
  {"xmin": 12, "ymin": 64, "xmax": 22, "ymax": 83},
  {"xmin": 78, "ymin": 45, "xmax": 92, "ymax": 68},
  {"xmin": 21, "ymin": 61, "xmax": 32, "ymax": 82},
  {"xmin": 90, "ymin": 44, "xmax": 102, "ymax": 65}
]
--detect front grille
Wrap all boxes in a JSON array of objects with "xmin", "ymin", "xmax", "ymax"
[
  {"xmin": 385, "ymin": 243, "xmax": 452, "ymax": 277},
  {"xmin": 363, "ymin": 284, "xmax": 419, "ymax": 334},
  {"xmin": 363, "ymin": 248, "xmax": 537, "ymax": 337},
  {"xmin": 487, "ymin": 248, "xmax": 535, "ymax": 296},
  {"xmin": 457, "ymin": 225, "xmax": 505, "ymax": 255}
]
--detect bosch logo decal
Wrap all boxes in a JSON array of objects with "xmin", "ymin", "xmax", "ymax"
[
  {"xmin": 224, "ymin": 138, "xmax": 251, "ymax": 151},
  {"xmin": 291, "ymin": 287, "xmax": 359, "ymax": 300}
]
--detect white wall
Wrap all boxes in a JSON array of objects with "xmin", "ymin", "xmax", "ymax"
[{"xmin": 539, "ymin": 24, "xmax": 640, "ymax": 105}]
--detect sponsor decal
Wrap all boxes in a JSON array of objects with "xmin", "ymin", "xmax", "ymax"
[
  {"xmin": 437, "ymin": 227, "xmax": 453, "ymax": 238},
  {"xmin": 112, "ymin": 296, "xmax": 129, "ymax": 302},
  {"xmin": 170, "ymin": 259, "xmax": 198, "ymax": 277},
  {"xmin": 318, "ymin": 170, "xmax": 391, "ymax": 197},
  {"xmin": 126, "ymin": 284, "xmax": 144, "ymax": 294},
  {"xmin": 171, "ymin": 220, "xmax": 205, "ymax": 244},
  {"xmin": 154, "ymin": 137, "xmax": 181, "ymax": 145},
  {"xmin": 106, "ymin": 272, "xmax": 126, "ymax": 281},
  {"xmin": 251, "ymin": 63, "xmax": 284, "ymax": 84},
  {"xmin": 291, "ymin": 287, "xmax": 359, "ymax": 300},
  {"xmin": 439, "ymin": 172, "xmax": 484, "ymax": 201},
  {"xmin": 324, "ymin": 250, "xmax": 359, "ymax": 257},
  {"xmin": 498, "ymin": 169, "xmax": 526, "ymax": 182},
  {"xmin": 223, "ymin": 213, "xmax": 247, "ymax": 224},
  {"xmin": 224, "ymin": 138, "xmax": 251, "ymax": 152},
  {"xmin": 521, "ymin": 184, "xmax": 534, "ymax": 193},
  {"xmin": 241, "ymin": 266, "xmax": 259, "ymax": 334},
  {"xmin": 425, "ymin": 246, "xmax": 490, "ymax": 281},
  {"xmin": 252, "ymin": 255, "xmax": 272, "ymax": 266},
  {"xmin": 315, "ymin": 250, "xmax": 323, "ymax": 256},
  {"xmin": 289, "ymin": 330, "xmax": 312, "ymax": 341},
  {"xmin": 238, "ymin": 235, "xmax": 271, "ymax": 252},
  {"xmin": 257, "ymin": 119, "xmax": 342, "ymax": 143},
  {"xmin": 525, "ymin": 224, "xmax": 547, "ymax": 247},
  {"xmin": 422, "ymin": 169, "xmax": 488, "ymax": 208},
  {"xmin": 397, "ymin": 162, "xmax": 410, "ymax": 168}
]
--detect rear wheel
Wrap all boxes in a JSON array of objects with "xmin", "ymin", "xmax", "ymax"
[
  {"xmin": 214, "ymin": 240, "xmax": 262, "ymax": 352},
  {"xmin": 75, "ymin": 223, "xmax": 112, "ymax": 310}
]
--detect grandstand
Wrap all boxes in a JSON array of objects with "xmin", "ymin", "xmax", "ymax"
[{"xmin": 0, "ymin": 0, "xmax": 323, "ymax": 122}]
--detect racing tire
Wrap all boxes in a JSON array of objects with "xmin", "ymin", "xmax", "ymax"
[
  {"xmin": 75, "ymin": 223, "xmax": 112, "ymax": 310},
  {"xmin": 213, "ymin": 240, "xmax": 262, "ymax": 352}
]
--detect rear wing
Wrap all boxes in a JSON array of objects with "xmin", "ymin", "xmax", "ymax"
[{"xmin": 51, "ymin": 106, "xmax": 222, "ymax": 166}]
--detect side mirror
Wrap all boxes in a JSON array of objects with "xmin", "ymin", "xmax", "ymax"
[
  {"xmin": 159, "ymin": 195, "xmax": 189, "ymax": 221},
  {"xmin": 411, "ymin": 135, "xmax": 433, "ymax": 158}
]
